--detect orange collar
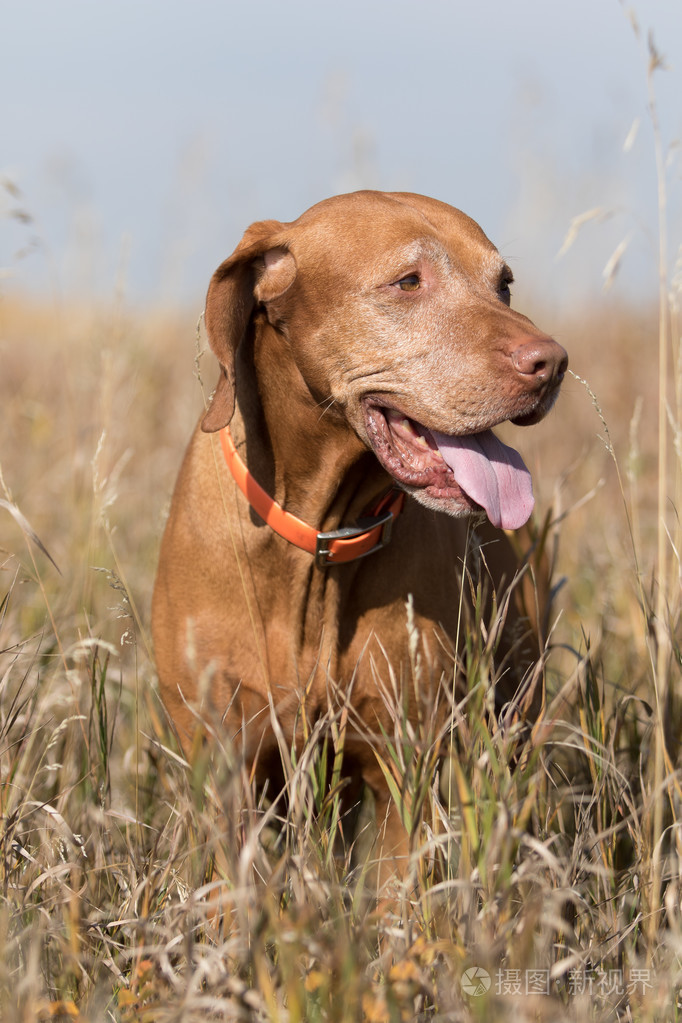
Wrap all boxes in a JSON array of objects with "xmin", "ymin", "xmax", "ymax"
[{"xmin": 219, "ymin": 425, "xmax": 404, "ymax": 568}]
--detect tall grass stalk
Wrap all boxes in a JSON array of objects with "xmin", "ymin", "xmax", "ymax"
[{"xmin": 641, "ymin": 24, "xmax": 675, "ymax": 956}]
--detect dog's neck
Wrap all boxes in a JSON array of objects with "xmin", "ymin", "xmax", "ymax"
[{"xmin": 229, "ymin": 323, "xmax": 392, "ymax": 534}]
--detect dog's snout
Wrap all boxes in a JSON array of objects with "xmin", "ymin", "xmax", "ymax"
[{"xmin": 511, "ymin": 337, "xmax": 568, "ymax": 386}]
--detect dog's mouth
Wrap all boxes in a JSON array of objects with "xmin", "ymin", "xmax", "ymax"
[{"xmin": 362, "ymin": 402, "xmax": 534, "ymax": 530}]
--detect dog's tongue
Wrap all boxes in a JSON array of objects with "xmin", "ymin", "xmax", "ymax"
[{"xmin": 430, "ymin": 428, "xmax": 534, "ymax": 530}]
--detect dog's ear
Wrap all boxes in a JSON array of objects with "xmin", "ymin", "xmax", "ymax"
[{"xmin": 201, "ymin": 221, "xmax": 296, "ymax": 433}]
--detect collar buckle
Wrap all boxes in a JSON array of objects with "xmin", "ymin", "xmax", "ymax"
[{"xmin": 314, "ymin": 509, "xmax": 396, "ymax": 569}]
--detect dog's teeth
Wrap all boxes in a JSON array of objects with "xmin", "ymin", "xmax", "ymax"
[{"xmin": 415, "ymin": 434, "xmax": 428, "ymax": 447}]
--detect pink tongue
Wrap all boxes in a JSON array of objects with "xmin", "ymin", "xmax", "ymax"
[{"xmin": 430, "ymin": 428, "xmax": 534, "ymax": 530}]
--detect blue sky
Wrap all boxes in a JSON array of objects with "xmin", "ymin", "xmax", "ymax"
[{"xmin": 2, "ymin": 0, "xmax": 681, "ymax": 310}]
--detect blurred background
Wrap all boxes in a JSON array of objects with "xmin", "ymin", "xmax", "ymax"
[
  {"xmin": 2, "ymin": 0, "xmax": 681, "ymax": 312},
  {"xmin": 0, "ymin": 0, "xmax": 680, "ymax": 636}
]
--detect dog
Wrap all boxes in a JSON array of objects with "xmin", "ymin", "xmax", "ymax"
[{"xmin": 152, "ymin": 190, "xmax": 566, "ymax": 875}]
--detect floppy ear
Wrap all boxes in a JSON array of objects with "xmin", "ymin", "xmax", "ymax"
[{"xmin": 201, "ymin": 221, "xmax": 297, "ymax": 433}]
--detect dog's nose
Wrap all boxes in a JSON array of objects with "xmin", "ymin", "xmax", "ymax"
[{"xmin": 511, "ymin": 337, "xmax": 568, "ymax": 386}]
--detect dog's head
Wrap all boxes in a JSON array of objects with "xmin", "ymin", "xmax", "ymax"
[{"xmin": 202, "ymin": 190, "xmax": 567, "ymax": 530}]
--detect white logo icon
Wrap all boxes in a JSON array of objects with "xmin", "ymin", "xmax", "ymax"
[{"xmin": 461, "ymin": 966, "xmax": 492, "ymax": 997}]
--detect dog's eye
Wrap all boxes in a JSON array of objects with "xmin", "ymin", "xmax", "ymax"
[
  {"xmin": 396, "ymin": 274, "xmax": 420, "ymax": 292},
  {"xmin": 498, "ymin": 274, "xmax": 513, "ymax": 304}
]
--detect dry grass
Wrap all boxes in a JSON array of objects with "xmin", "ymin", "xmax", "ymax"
[{"xmin": 0, "ymin": 270, "xmax": 679, "ymax": 1022}]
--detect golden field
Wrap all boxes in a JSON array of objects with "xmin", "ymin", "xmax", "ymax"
[{"xmin": 0, "ymin": 263, "xmax": 679, "ymax": 1023}]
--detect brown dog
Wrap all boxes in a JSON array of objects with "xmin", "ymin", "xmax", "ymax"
[{"xmin": 152, "ymin": 190, "xmax": 566, "ymax": 872}]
